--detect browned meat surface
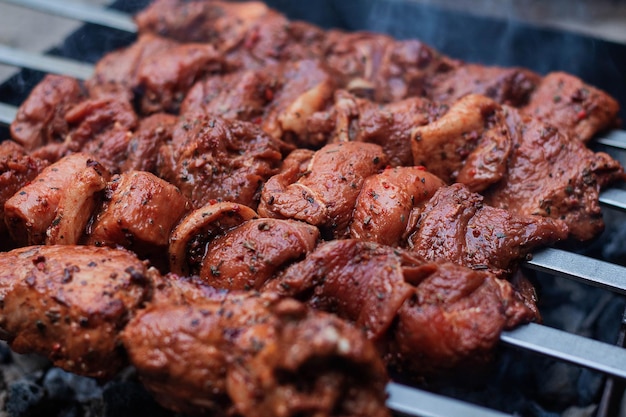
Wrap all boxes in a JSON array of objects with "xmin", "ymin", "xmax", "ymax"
[
  {"xmin": 122, "ymin": 291, "xmax": 391, "ymax": 417},
  {"xmin": 411, "ymin": 93, "xmax": 513, "ymax": 192},
  {"xmin": 182, "ymin": 59, "xmax": 336, "ymax": 147},
  {"xmin": 10, "ymin": 75, "xmax": 85, "ymax": 152},
  {"xmin": 0, "ymin": 141, "xmax": 49, "ymax": 250},
  {"xmin": 426, "ymin": 64, "xmax": 541, "ymax": 106},
  {"xmin": 392, "ymin": 261, "xmax": 535, "ymax": 374},
  {"xmin": 266, "ymin": 239, "xmax": 535, "ymax": 372},
  {"xmin": 0, "ymin": 245, "xmax": 153, "ymax": 378},
  {"xmin": 158, "ymin": 114, "xmax": 288, "ymax": 209},
  {"xmin": 86, "ymin": 171, "xmax": 190, "ymax": 267},
  {"xmin": 522, "ymin": 72, "xmax": 620, "ymax": 143},
  {"xmin": 407, "ymin": 184, "xmax": 569, "ymax": 277},
  {"xmin": 121, "ymin": 113, "xmax": 178, "ymax": 173},
  {"xmin": 306, "ymin": 90, "xmax": 448, "ymax": 166},
  {"xmin": 258, "ymin": 142, "xmax": 388, "ymax": 238},
  {"xmin": 4, "ymin": 153, "xmax": 108, "ymax": 246},
  {"xmin": 483, "ymin": 110, "xmax": 624, "ymax": 241},
  {"xmin": 200, "ymin": 218, "xmax": 319, "ymax": 290},
  {"xmin": 169, "ymin": 202, "xmax": 259, "ymax": 276},
  {"xmin": 350, "ymin": 166, "xmax": 445, "ymax": 246}
]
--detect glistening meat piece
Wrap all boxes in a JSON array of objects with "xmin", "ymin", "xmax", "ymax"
[
  {"xmin": 0, "ymin": 141, "xmax": 49, "ymax": 250},
  {"xmin": 121, "ymin": 113, "xmax": 178, "ymax": 174},
  {"xmin": 86, "ymin": 171, "xmax": 189, "ymax": 269},
  {"xmin": 10, "ymin": 74, "xmax": 85, "ymax": 152},
  {"xmin": 350, "ymin": 166, "xmax": 445, "ymax": 246},
  {"xmin": 483, "ymin": 109, "xmax": 624, "ymax": 241},
  {"xmin": 306, "ymin": 90, "xmax": 448, "ymax": 166},
  {"xmin": 0, "ymin": 245, "xmax": 153, "ymax": 379},
  {"xmin": 407, "ymin": 184, "xmax": 569, "ymax": 278},
  {"xmin": 122, "ymin": 291, "xmax": 391, "ymax": 417},
  {"xmin": 4, "ymin": 153, "xmax": 110, "ymax": 247},
  {"xmin": 522, "ymin": 72, "xmax": 620, "ymax": 143},
  {"xmin": 158, "ymin": 114, "xmax": 289, "ymax": 209},
  {"xmin": 258, "ymin": 142, "xmax": 388, "ymax": 239},
  {"xmin": 265, "ymin": 239, "xmax": 535, "ymax": 373},
  {"xmin": 200, "ymin": 218, "xmax": 319, "ymax": 291}
]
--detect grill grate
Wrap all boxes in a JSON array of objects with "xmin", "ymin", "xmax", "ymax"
[{"xmin": 0, "ymin": 1, "xmax": 625, "ymax": 416}]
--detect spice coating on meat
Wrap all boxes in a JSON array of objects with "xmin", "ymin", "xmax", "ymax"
[
  {"xmin": 122, "ymin": 291, "xmax": 391, "ymax": 417},
  {"xmin": 200, "ymin": 218, "xmax": 319, "ymax": 291},
  {"xmin": 158, "ymin": 114, "xmax": 287, "ymax": 209},
  {"xmin": 407, "ymin": 184, "xmax": 569, "ymax": 277},
  {"xmin": 258, "ymin": 142, "xmax": 388, "ymax": 239},
  {"xmin": 121, "ymin": 113, "xmax": 178, "ymax": 174},
  {"xmin": 350, "ymin": 166, "xmax": 445, "ymax": 246},
  {"xmin": 10, "ymin": 75, "xmax": 85, "ymax": 152},
  {"xmin": 0, "ymin": 245, "xmax": 153, "ymax": 378}
]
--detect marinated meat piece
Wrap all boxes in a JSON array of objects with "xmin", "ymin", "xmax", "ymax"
[
  {"xmin": 411, "ymin": 93, "xmax": 513, "ymax": 192},
  {"xmin": 323, "ymin": 31, "xmax": 459, "ymax": 103},
  {"xmin": 407, "ymin": 184, "xmax": 568, "ymax": 277},
  {"xmin": 158, "ymin": 114, "xmax": 288, "ymax": 209},
  {"xmin": 169, "ymin": 202, "xmax": 259, "ymax": 276},
  {"xmin": 64, "ymin": 97, "xmax": 138, "ymax": 172},
  {"xmin": 266, "ymin": 240, "xmax": 414, "ymax": 341},
  {"xmin": 86, "ymin": 34, "xmax": 176, "ymax": 101},
  {"xmin": 4, "ymin": 153, "xmax": 107, "ymax": 246},
  {"xmin": 350, "ymin": 166, "xmax": 445, "ymax": 246},
  {"xmin": 258, "ymin": 142, "xmax": 388, "ymax": 239},
  {"xmin": 200, "ymin": 218, "xmax": 319, "ymax": 290},
  {"xmin": 266, "ymin": 239, "xmax": 535, "ymax": 373},
  {"xmin": 522, "ymin": 72, "xmax": 620, "ymax": 143},
  {"xmin": 0, "ymin": 245, "xmax": 153, "ymax": 378},
  {"xmin": 307, "ymin": 90, "xmax": 447, "ymax": 166},
  {"xmin": 137, "ymin": 42, "xmax": 222, "ymax": 114},
  {"xmin": 483, "ymin": 110, "xmax": 624, "ymax": 241},
  {"xmin": 10, "ymin": 75, "xmax": 85, "ymax": 152},
  {"xmin": 86, "ymin": 171, "xmax": 190, "ymax": 267},
  {"xmin": 121, "ymin": 113, "xmax": 178, "ymax": 173},
  {"xmin": 122, "ymin": 291, "xmax": 391, "ymax": 417},
  {"xmin": 0, "ymin": 141, "xmax": 49, "ymax": 250},
  {"xmin": 392, "ymin": 261, "xmax": 535, "ymax": 374},
  {"xmin": 426, "ymin": 64, "xmax": 541, "ymax": 106}
]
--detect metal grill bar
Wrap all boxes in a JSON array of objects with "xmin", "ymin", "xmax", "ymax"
[
  {"xmin": 601, "ymin": 188, "xmax": 626, "ymax": 211},
  {"xmin": 0, "ymin": 45, "xmax": 93, "ymax": 80},
  {"xmin": 597, "ymin": 130, "xmax": 626, "ymax": 149},
  {"xmin": 0, "ymin": 0, "xmax": 137, "ymax": 33},
  {"xmin": 0, "ymin": 103, "xmax": 16, "ymax": 126}
]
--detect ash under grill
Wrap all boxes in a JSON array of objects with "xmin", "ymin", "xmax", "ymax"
[{"xmin": 0, "ymin": 1, "xmax": 625, "ymax": 416}]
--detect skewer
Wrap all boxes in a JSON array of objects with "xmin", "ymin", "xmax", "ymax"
[
  {"xmin": 0, "ymin": 0, "xmax": 136, "ymax": 33},
  {"xmin": 0, "ymin": 103, "xmax": 16, "ymax": 126},
  {"xmin": 0, "ymin": 45, "xmax": 93, "ymax": 80}
]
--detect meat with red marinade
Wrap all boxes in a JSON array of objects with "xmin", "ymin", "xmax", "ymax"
[
  {"xmin": 200, "ymin": 218, "xmax": 319, "ymax": 291},
  {"xmin": 122, "ymin": 291, "xmax": 391, "ymax": 417},
  {"xmin": 0, "ymin": 245, "xmax": 153, "ymax": 379},
  {"xmin": 158, "ymin": 113, "xmax": 289, "ymax": 209},
  {"xmin": 0, "ymin": 141, "xmax": 49, "ymax": 250},
  {"xmin": 426, "ymin": 64, "xmax": 541, "ymax": 107},
  {"xmin": 10, "ymin": 75, "xmax": 85, "ymax": 152},
  {"xmin": 121, "ymin": 113, "xmax": 178, "ymax": 174},
  {"xmin": 522, "ymin": 72, "xmax": 620, "ymax": 143},
  {"xmin": 350, "ymin": 166, "xmax": 445, "ymax": 246},
  {"xmin": 258, "ymin": 142, "xmax": 388, "ymax": 239},
  {"xmin": 483, "ymin": 109, "xmax": 624, "ymax": 241},
  {"xmin": 407, "ymin": 183, "xmax": 569, "ymax": 278}
]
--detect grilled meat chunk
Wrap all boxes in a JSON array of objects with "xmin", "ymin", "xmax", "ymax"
[
  {"xmin": 0, "ymin": 245, "xmax": 153, "ymax": 379},
  {"xmin": 158, "ymin": 114, "xmax": 288, "ymax": 209},
  {"xmin": 200, "ymin": 218, "xmax": 319, "ymax": 290},
  {"xmin": 522, "ymin": 72, "xmax": 620, "ymax": 143},
  {"xmin": 4, "ymin": 153, "xmax": 110, "ymax": 246},
  {"xmin": 258, "ymin": 142, "xmax": 388, "ymax": 239},
  {"xmin": 86, "ymin": 171, "xmax": 189, "ymax": 267},
  {"xmin": 0, "ymin": 141, "xmax": 49, "ymax": 250},
  {"xmin": 350, "ymin": 166, "xmax": 445, "ymax": 246},
  {"xmin": 306, "ymin": 90, "xmax": 448, "ymax": 166},
  {"xmin": 122, "ymin": 291, "xmax": 391, "ymax": 417},
  {"xmin": 407, "ymin": 184, "xmax": 569, "ymax": 277},
  {"xmin": 483, "ymin": 110, "xmax": 624, "ymax": 240},
  {"xmin": 121, "ymin": 113, "xmax": 178, "ymax": 174},
  {"xmin": 10, "ymin": 75, "xmax": 85, "ymax": 152}
]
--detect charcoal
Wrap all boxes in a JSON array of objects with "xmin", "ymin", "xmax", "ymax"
[
  {"xmin": 43, "ymin": 368, "xmax": 103, "ymax": 403},
  {"xmin": 6, "ymin": 379, "xmax": 44, "ymax": 416},
  {"xmin": 101, "ymin": 380, "xmax": 175, "ymax": 417}
]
